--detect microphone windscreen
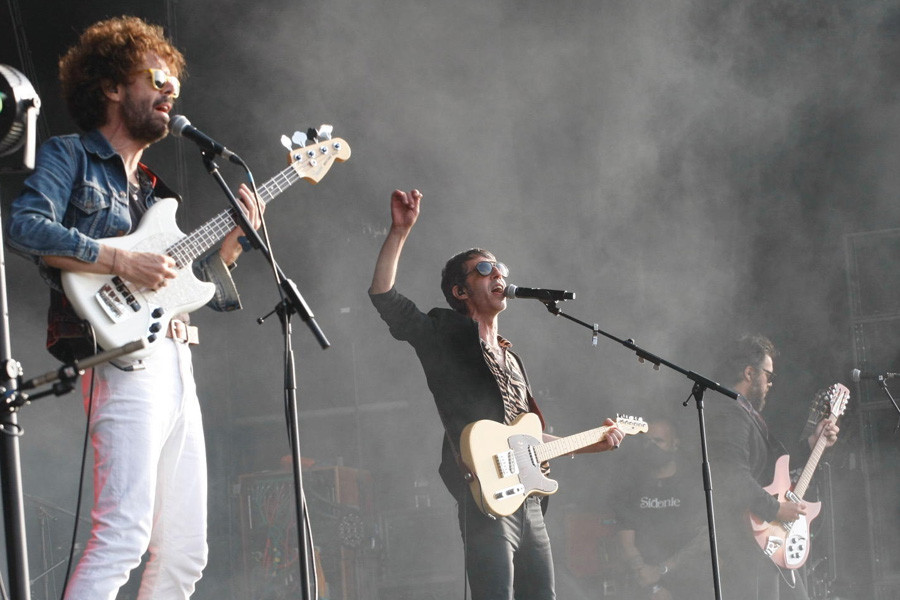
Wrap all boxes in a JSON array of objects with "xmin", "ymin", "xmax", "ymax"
[{"xmin": 168, "ymin": 114, "xmax": 190, "ymax": 136}]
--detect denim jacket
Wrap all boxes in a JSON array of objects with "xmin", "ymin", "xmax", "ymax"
[{"xmin": 6, "ymin": 129, "xmax": 242, "ymax": 358}]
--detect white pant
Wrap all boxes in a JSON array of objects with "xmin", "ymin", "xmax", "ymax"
[{"xmin": 65, "ymin": 340, "xmax": 208, "ymax": 600}]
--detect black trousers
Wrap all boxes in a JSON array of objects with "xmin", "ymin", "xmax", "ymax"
[{"xmin": 458, "ymin": 495, "xmax": 555, "ymax": 600}]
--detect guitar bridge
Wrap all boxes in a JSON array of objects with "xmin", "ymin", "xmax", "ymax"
[
  {"xmin": 95, "ymin": 277, "xmax": 141, "ymax": 323},
  {"xmin": 493, "ymin": 484, "xmax": 525, "ymax": 501},
  {"xmin": 494, "ymin": 450, "xmax": 519, "ymax": 478}
]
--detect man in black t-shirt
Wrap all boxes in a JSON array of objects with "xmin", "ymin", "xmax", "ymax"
[{"xmin": 616, "ymin": 418, "xmax": 711, "ymax": 600}]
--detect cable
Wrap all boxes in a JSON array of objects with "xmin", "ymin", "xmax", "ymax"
[{"xmin": 58, "ymin": 333, "xmax": 98, "ymax": 600}]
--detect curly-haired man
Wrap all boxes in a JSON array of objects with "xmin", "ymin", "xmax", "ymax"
[{"xmin": 6, "ymin": 16, "xmax": 261, "ymax": 599}]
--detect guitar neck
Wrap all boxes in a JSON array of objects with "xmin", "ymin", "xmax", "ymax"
[
  {"xmin": 792, "ymin": 414, "xmax": 836, "ymax": 499},
  {"xmin": 163, "ymin": 162, "xmax": 298, "ymax": 267},
  {"xmin": 534, "ymin": 426, "xmax": 612, "ymax": 463}
]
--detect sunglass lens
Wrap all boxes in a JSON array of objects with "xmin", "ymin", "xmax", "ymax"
[
  {"xmin": 151, "ymin": 70, "xmax": 167, "ymax": 89},
  {"xmin": 475, "ymin": 262, "xmax": 493, "ymax": 276},
  {"xmin": 473, "ymin": 261, "xmax": 509, "ymax": 277},
  {"xmin": 149, "ymin": 69, "xmax": 180, "ymax": 97}
]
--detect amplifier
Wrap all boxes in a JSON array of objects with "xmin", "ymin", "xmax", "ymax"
[{"xmin": 237, "ymin": 467, "xmax": 375, "ymax": 600}]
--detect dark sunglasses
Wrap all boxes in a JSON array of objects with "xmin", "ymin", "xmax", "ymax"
[
  {"xmin": 468, "ymin": 260, "xmax": 509, "ymax": 277},
  {"xmin": 137, "ymin": 68, "xmax": 180, "ymax": 98}
]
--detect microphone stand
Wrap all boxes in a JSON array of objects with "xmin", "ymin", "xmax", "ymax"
[
  {"xmin": 873, "ymin": 377, "xmax": 900, "ymax": 434},
  {"xmin": 538, "ymin": 299, "xmax": 737, "ymax": 600},
  {"xmin": 199, "ymin": 150, "xmax": 329, "ymax": 600},
  {"xmin": 1, "ymin": 213, "xmax": 150, "ymax": 600},
  {"xmin": 1, "ymin": 199, "xmax": 32, "ymax": 600}
]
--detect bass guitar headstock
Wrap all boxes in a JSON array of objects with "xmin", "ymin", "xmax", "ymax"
[{"xmin": 280, "ymin": 124, "xmax": 351, "ymax": 183}]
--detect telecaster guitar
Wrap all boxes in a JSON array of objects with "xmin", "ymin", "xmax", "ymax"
[
  {"xmin": 750, "ymin": 383, "xmax": 849, "ymax": 569},
  {"xmin": 61, "ymin": 128, "xmax": 350, "ymax": 363},
  {"xmin": 460, "ymin": 413, "xmax": 647, "ymax": 517}
]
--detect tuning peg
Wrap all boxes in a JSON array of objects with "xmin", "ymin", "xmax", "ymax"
[
  {"xmin": 280, "ymin": 135, "xmax": 293, "ymax": 150},
  {"xmin": 306, "ymin": 127, "xmax": 319, "ymax": 142},
  {"xmin": 316, "ymin": 124, "xmax": 333, "ymax": 140},
  {"xmin": 292, "ymin": 131, "xmax": 308, "ymax": 147}
]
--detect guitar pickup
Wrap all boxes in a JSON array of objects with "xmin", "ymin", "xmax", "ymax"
[
  {"xmin": 112, "ymin": 276, "xmax": 141, "ymax": 312},
  {"xmin": 95, "ymin": 278, "xmax": 141, "ymax": 323},
  {"xmin": 494, "ymin": 450, "xmax": 519, "ymax": 478},
  {"xmin": 763, "ymin": 536, "xmax": 783, "ymax": 557},
  {"xmin": 493, "ymin": 484, "xmax": 525, "ymax": 501}
]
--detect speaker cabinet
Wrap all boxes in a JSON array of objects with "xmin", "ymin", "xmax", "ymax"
[{"xmin": 844, "ymin": 228, "xmax": 900, "ymax": 599}]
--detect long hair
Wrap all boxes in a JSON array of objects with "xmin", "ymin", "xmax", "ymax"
[{"xmin": 59, "ymin": 16, "xmax": 185, "ymax": 131}]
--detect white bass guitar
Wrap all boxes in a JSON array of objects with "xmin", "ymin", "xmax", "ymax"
[{"xmin": 61, "ymin": 130, "xmax": 350, "ymax": 363}]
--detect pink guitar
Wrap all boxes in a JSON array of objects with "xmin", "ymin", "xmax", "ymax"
[{"xmin": 749, "ymin": 383, "xmax": 849, "ymax": 569}]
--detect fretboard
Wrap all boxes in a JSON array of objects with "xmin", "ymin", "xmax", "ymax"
[
  {"xmin": 163, "ymin": 160, "xmax": 301, "ymax": 268},
  {"xmin": 793, "ymin": 414, "xmax": 836, "ymax": 500},
  {"xmin": 533, "ymin": 426, "xmax": 612, "ymax": 463}
]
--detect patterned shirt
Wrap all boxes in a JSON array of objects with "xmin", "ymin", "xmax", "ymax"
[{"xmin": 480, "ymin": 335, "xmax": 530, "ymax": 424}]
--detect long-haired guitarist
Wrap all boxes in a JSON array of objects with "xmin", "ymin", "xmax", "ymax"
[
  {"xmin": 705, "ymin": 334, "xmax": 840, "ymax": 600},
  {"xmin": 6, "ymin": 16, "xmax": 262, "ymax": 599},
  {"xmin": 369, "ymin": 189, "xmax": 625, "ymax": 600}
]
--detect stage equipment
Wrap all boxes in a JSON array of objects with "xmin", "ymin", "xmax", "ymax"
[
  {"xmin": 845, "ymin": 227, "xmax": 900, "ymax": 599},
  {"xmin": 237, "ymin": 466, "xmax": 375, "ymax": 600},
  {"xmin": 0, "ymin": 64, "xmax": 40, "ymax": 170}
]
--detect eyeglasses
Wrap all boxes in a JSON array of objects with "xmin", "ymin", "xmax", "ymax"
[
  {"xmin": 467, "ymin": 260, "xmax": 509, "ymax": 277},
  {"xmin": 136, "ymin": 68, "xmax": 180, "ymax": 98},
  {"xmin": 757, "ymin": 367, "xmax": 776, "ymax": 383}
]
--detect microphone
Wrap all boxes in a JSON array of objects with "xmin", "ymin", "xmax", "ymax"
[
  {"xmin": 504, "ymin": 285, "xmax": 575, "ymax": 302},
  {"xmin": 850, "ymin": 368, "xmax": 899, "ymax": 382},
  {"xmin": 169, "ymin": 115, "xmax": 242, "ymax": 164}
]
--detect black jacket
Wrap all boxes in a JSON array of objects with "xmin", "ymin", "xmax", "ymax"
[{"xmin": 370, "ymin": 287, "xmax": 543, "ymax": 500}]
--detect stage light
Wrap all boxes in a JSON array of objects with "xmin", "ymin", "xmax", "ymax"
[{"xmin": 0, "ymin": 64, "xmax": 41, "ymax": 170}]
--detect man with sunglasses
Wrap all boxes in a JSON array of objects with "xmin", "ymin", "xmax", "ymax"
[
  {"xmin": 6, "ymin": 16, "xmax": 261, "ymax": 599},
  {"xmin": 369, "ymin": 189, "xmax": 624, "ymax": 599},
  {"xmin": 705, "ymin": 334, "xmax": 840, "ymax": 600}
]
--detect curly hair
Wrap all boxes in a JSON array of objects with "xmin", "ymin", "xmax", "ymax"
[
  {"xmin": 440, "ymin": 248, "xmax": 494, "ymax": 315},
  {"xmin": 59, "ymin": 16, "xmax": 185, "ymax": 131}
]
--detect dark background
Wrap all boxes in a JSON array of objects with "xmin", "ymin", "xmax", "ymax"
[{"xmin": 2, "ymin": 1, "xmax": 899, "ymax": 598}]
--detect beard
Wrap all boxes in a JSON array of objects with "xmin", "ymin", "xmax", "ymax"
[
  {"xmin": 746, "ymin": 380, "xmax": 769, "ymax": 411},
  {"xmin": 121, "ymin": 91, "xmax": 168, "ymax": 144}
]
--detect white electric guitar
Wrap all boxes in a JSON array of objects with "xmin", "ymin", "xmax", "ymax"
[
  {"xmin": 61, "ymin": 128, "xmax": 350, "ymax": 363},
  {"xmin": 460, "ymin": 413, "xmax": 647, "ymax": 517}
]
